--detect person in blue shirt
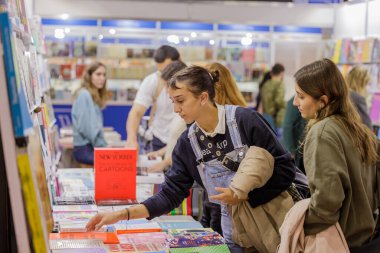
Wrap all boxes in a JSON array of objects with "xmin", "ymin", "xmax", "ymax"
[{"xmin": 72, "ymin": 62, "xmax": 108, "ymax": 165}]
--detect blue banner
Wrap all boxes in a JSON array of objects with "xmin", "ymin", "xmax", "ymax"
[
  {"xmin": 101, "ymin": 20, "xmax": 156, "ymax": 29},
  {"xmin": 273, "ymin": 25, "xmax": 322, "ymax": 34},
  {"xmin": 42, "ymin": 18, "xmax": 98, "ymax": 26},
  {"xmin": 161, "ymin": 21, "xmax": 213, "ymax": 31},
  {"xmin": 218, "ymin": 24, "xmax": 270, "ymax": 32}
]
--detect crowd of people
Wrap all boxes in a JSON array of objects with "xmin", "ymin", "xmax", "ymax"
[{"xmin": 71, "ymin": 45, "xmax": 380, "ymax": 252}]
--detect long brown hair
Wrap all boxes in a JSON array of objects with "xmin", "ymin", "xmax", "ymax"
[
  {"xmin": 294, "ymin": 58, "xmax": 377, "ymax": 165},
  {"xmin": 205, "ymin": 63, "xmax": 247, "ymax": 107},
  {"xmin": 76, "ymin": 62, "xmax": 108, "ymax": 108}
]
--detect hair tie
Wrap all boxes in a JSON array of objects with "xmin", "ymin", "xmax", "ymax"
[{"xmin": 208, "ymin": 72, "xmax": 213, "ymax": 81}]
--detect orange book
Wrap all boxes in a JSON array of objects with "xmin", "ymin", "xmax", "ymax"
[
  {"xmin": 49, "ymin": 232, "xmax": 120, "ymax": 244},
  {"xmin": 94, "ymin": 148, "xmax": 137, "ymax": 204},
  {"xmin": 116, "ymin": 228, "xmax": 162, "ymax": 234}
]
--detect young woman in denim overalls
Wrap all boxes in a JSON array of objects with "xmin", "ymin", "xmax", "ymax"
[{"xmin": 86, "ymin": 65, "xmax": 297, "ymax": 252}]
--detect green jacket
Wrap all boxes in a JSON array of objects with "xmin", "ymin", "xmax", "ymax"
[
  {"xmin": 261, "ymin": 79, "xmax": 285, "ymax": 127},
  {"xmin": 303, "ymin": 116, "xmax": 377, "ymax": 247},
  {"xmin": 282, "ymin": 97, "xmax": 307, "ymax": 171}
]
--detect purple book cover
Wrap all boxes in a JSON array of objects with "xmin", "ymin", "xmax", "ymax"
[
  {"xmin": 370, "ymin": 93, "xmax": 380, "ymax": 124},
  {"xmin": 169, "ymin": 232, "xmax": 225, "ymax": 248}
]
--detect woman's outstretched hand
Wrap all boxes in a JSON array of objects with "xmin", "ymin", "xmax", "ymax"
[{"xmin": 86, "ymin": 210, "xmax": 125, "ymax": 231}]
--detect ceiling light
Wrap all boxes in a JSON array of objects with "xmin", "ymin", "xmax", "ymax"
[
  {"xmin": 190, "ymin": 32, "xmax": 197, "ymax": 38},
  {"xmin": 209, "ymin": 39, "xmax": 215, "ymax": 45},
  {"xmin": 60, "ymin": 14, "xmax": 69, "ymax": 20},
  {"xmin": 109, "ymin": 29, "xmax": 116, "ymax": 35},
  {"xmin": 64, "ymin": 28, "xmax": 70, "ymax": 34},
  {"xmin": 241, "ymin": 37, "xmax": 252, "ymax": 46},
  {"xmin": 183, "ymin": 37, "xmax": 189, "ymax": 42},
  {"xmin": 54, "ymin": 29, "xmax": 65, "ymax": 39},
  {"xmin": 167, "ymin": 35, "xmax": 180, "ymax": 44}
]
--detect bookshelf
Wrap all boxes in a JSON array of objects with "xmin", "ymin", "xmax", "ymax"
[
  {"xmin": 42, "ymin": 19, "xmax": 272, "ymax": 105},
  {"xmin": 328, "ymin": 37, "xmax": 380, "ymax": 125},
  {"xmin": 0, "ymin": 37, "xmax": 31, "ymax": 253},
  {"xmin": 0, "ymin": 6, "xmax": 59, "ymax": 252}
]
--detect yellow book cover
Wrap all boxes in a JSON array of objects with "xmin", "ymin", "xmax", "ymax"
[
  {"xmin": 17, "ymin": 152, "xmax": 48, "ymax": 253},
  {"xmin": 332, "ymin": 39, "xmax": 342, "ymax": 63},
  {"xmin": 362, "ymin": 38, "xmax": 374, "ymax": 63},
  {"xmin": 28, "ymin": 126, "xmax": 54, "ymax": 232}
]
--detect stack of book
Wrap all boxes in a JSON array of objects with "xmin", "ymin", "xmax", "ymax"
[{"xmin": 168, "ymin": 228, "xmax": 230, "ymax": 253}]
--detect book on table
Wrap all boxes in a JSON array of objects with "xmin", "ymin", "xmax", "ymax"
[{"xmin": 94, "ymin": 148, "xmax": 137, "ymax": 205}]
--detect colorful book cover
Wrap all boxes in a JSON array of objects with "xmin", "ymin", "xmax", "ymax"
[
  {"xmin": 370, "ymin": 93, "xmax": 380, "ymax": 124},
  {"xmin": 241, "ymin": 49, "xmax": 255, "ymax": 63},
  {"xmin": 168, "ymin": 228, "xmax": 214, "ymax": 235},
  {"xmin": 332, "ymin": 39, "xmax": 342, "ymax": 63},
  {"xmin": 104, "ymin": 244, "xmax": 122, "ymax": 252},
  {"xmin": 51, "ymin": 249, "xmax": 108, "ymax": 253},
  {"xmin": 114, "ymin": 219, "xmax": 162, "ymax": 234},
  {"xmin": 153, "ymin": 215, "xmax": 195, "ymax": 223},
  {"xmin": 52, "ymin": 205, "xmax": 98, "ymax": 213},
  {"xmin": 27, "ymin": 126, "xmax": 54, "ymax": 232},
  {"xmin": 371, "ymin": 38, "xmax": 380, "ymax": 63},
  {"xmin": 50, "ymin": 232, "xmax": 120, "ymax": 244},
  {"xmin": 59, "ymin": 221, "xmax": 108, "ymax": 233},
  {"xmin": 117, "ymin": 232, "xmax": 170, "ymax": 245},
  {"xmin": 17, "ymin": 152, "xmax": 48, "ymax": 253},
  {"xmin": 0, "ymin": 12, "xmax": 32, "ymax": 137},
  {"xmin": 169, "ymin": 245, "xmax": 230, "ymax": 253},
  {"xmin": 75, "ymin": 64, "xmax": 86, "ymax": 78},
  {"xmin": 53, "ymin": 212, "xmax": 98, "ymax": 223},
  {"xmin": 94, "ymin": 148, "xmax": 137, "ymax": 203},
  {"xmin": 362, "ymin": 38, "xmax": 373, "ymax": 63},
  {"xmin": 169, "ymin": 232, "xmax": 224, "ymax": 248},
  {"xmin": 339, "ymin": 39, "xmax": 350, "ymax": 64},
  {"xmin": 49, "ymin": 238, "xmax": 104, "ymax": 249},
  {"xmin": 60, "ymin": 64, "xmax": 73, "ymax": 80},
  {"xmin": 355, "ymin": 40, "xmax": 364, "ymax": 63},
  {"xmin": 158, "ymin": 221, "xmax": 203, "ymax": 232}
]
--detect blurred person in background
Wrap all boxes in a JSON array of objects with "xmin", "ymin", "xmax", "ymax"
[
  {"xmin": 260, "ymin": 63, "xmax": 286, "ymax": 134},
  {"xmin": 125, "ymin": 45, "xmax": 180, "ymax": 152},
  {"xmin": 346, "ymin": 66, "xmax": 372, "ymax": 129},
  {"xmin": 72, "ymin": 62, "xmax": 108, "ymax": 165},
  {"xmin": 282, "ymin": 95, "xmax": 307, "ymax": 173}
]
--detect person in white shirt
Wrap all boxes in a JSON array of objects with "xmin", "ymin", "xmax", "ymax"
[{"xmin": 125, "ymin": 45, "xmax": 180, "ymax": 151}]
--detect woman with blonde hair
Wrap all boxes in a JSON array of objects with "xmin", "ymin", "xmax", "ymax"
[
  {"xmin": 293, "ymin": 58, "xmax": 378, "ymax": 249},
  {"xmin": 206, "ymin": 62, "xmax": 247, "ymax": 107},
  {"xmin": 346, "ymin": 66, "xmax": 372, "ymax": 128},
  {"xmin": 72, "ymin": 62, "xmax": 108, "ymax": 165}
]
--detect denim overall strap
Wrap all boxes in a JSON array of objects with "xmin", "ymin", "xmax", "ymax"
[
  {"xmin": 188, "ymin": 123, "xmax": 203, "ymax": 162},
  {"xmin": 225, "ymin": 105, "xmax": 243, "ymax": 149}
]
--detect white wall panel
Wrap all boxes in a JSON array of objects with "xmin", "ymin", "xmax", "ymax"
[
  {"xmin": 368, "ymin": 0, "xmax": 380, "ymax": 37},
  {"xmin": 34, "ymin": 0, "xmax": 334, "ymax": 27},
  {"xmin": 334, "ymin": 2, "xmax": 366, "ymax": 38}
]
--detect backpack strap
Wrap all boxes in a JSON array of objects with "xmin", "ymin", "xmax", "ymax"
[
  {"xmin": 225, "ymin": 105, "xmax": 243, "ymax": 149},
  {"xmin": 148, "ymin": 74, "xmax": 165, "ymax": 127},
  {"xmin": 188, "ymin": 123, "xmax": 203, "ymax": 162}
]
